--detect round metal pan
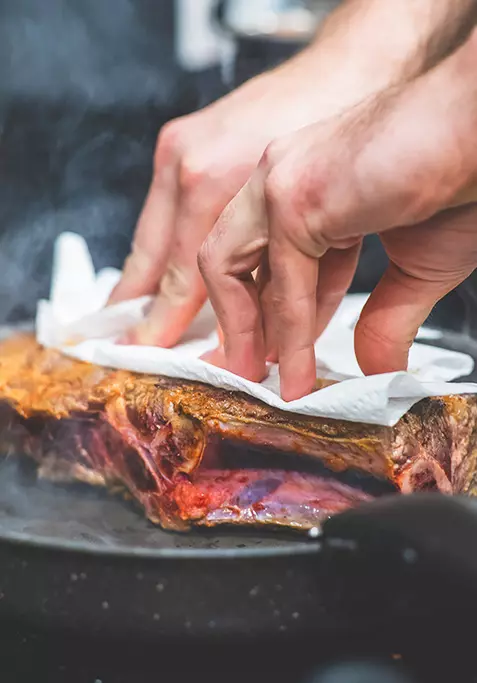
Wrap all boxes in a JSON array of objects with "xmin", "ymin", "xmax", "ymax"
[{"xmin": 0, "ymin": 323, "xmax": 475, "ymax": 643}]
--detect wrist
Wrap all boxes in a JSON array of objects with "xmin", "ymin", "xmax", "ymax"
[{"xmin": 374, "ymin": 28, "xmax": 477, "ymax": 224}]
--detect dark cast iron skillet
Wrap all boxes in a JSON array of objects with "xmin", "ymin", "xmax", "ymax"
[{"xmin": 1, "ymin": 323, "xmax": 477, "ymax": 653}]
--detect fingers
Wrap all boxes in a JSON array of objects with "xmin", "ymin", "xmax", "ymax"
[
  {"xmin": 355, "ymin": 203, "xmax": 477, "ymax": 376},
  {"xmin": 199, "ymin": 138, "xmax": 349, "ymax": 400},
  {"xmin": 109, "ymin": 122, "xmax": 181, "ymax": 304},
  {"xmin": 355, "ymin": 263, "xmax": 456, "ymax": 376},
  {"xmin": 314, "ymin": 242, "xmax": 362, "ymax": 339},
  {"xmin": 130, "ymin": 194, "xmax": 218, "ymax": 346},
  {"xmin": 255, "ymin": 253, "xmax": 278, "ymax": 362},
  {"xmin": 198, "ymin": 176, "xmax": 269, "ymax": 382},
  {"xmin": 261, "ymin": 244, "xmax": 361, "ymax": 367},
  {"xmin": 114, "ymin": 119, "xmax": 251, "ymax": 347},
  {"xmin": 265, "ymin": 175, "xmax": 319, "ymax": 400},
  {"xmin": 200, "ymin": 324, "xmax": 227, "ymax": 368},
  {"xmin": 269, "ymin": 238, "xmax": 318, "ymax": 401}
]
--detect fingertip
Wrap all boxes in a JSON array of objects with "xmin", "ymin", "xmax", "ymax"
[
  {"xmin": 279, "ymin": 348, "xmax": 316, "ymax": 401},
  {"xmin": 107, "ymin": 269, "xmax": 135, "ymax": 305},
  {"xmin": 354, "ymin": 299, "xmax": 412, "ymax": 376},
  {"xmin": 225, "ymin": 334, "xmax": 268, "ymax": 384},
  {"xmin": 201, "ymin": 346, "xmax": 227, "ymax": 368},
  {"xmin": 107, "ymin": 283, "xmax": 125, "ymax": 307},
  {"xmin": 107, "ymin": 264, "xmax": 147, "ymax": 307},
  {"xmin": 228, "ymin": 356, "xmax": 267, "ymax": 384},
  {"xmin": 280, "ymin": 377, "xmax": 316, "ymax": 402},
  {"xmin": 265, "ymin": 349, "xmax": 279, "ymax": 364}
]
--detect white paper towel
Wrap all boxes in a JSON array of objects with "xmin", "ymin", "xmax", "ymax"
[{"xmin": 36, "ymin": 232, "xmax": 477, "ymax": 427}]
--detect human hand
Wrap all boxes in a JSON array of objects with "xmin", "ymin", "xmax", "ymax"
[
  {"xmin": 107, "ymin": 59, "xmax": 332, "ymax": 346},
  {"xmin": 198, "ymin": 35, "xmax": 477, "ymax": 400},
  {"xmin": 109, "ymin": 0, "xmax": 477, "ymax": 347}
]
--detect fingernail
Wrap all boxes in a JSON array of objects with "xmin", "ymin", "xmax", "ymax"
[{"xmin": 265, "ymin": 350, "xmax": 278, "ymax": 363}]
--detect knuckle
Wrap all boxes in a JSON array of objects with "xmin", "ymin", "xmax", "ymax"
[
  {"xmin": 293, "ymin": 165, "xmax": 327, "ymax": 216},
  {"xmin": 259, "ymin": 137, "xmax": 289, "ymax": 170},
  {"xmin": 126, "ymin": 242, "xmax": 153, "ymax": 273},
  {"xmin": 263, "ymin": 166, "xmax": 293, "ymax": 208},
  {"xmin": 265, "ymin": 167, "xmax": 329, "ymax": 255},
  {"xmin": 262, "ymin": 141, "xmax": 328, "ymax": 207},
  {"xmin": 153, "ymin": 118, "xmax": 187, "ymax": 170},
  {"xmin": 178, "ymin": 156, "xmax": 211, "ymax": 195},
  {"xmin": 294, "ymin": 172, "xmax": 334, "ymax": 255},
  {"xmin": 157, "ymin": 118, "xmax": 184, "ymax": 151},
  {"xmin": 264, "ymin": 164, "xmax": 328, "ymax": 220},
  {"xmin": 406, "ymin": 184, "xmax": 441, "ymax": 224}
]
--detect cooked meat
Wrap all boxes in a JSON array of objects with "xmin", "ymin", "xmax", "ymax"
[{"xmin": 0, "ymin": 334, "xmax": 475, "ymax": 532}]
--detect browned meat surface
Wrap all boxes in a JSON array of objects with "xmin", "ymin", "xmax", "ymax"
[{"xmin": 0, "ymin": 334, "xmax": 476, "ymax": 532}]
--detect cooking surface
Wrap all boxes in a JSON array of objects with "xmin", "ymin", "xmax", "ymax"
[
  {"xmin": 0, "ymin": 457, "xmax": 319, "ymax": 558},
  {"xmin": 0, "ymin": 330, "xmax": 476, "ymax": 676}
]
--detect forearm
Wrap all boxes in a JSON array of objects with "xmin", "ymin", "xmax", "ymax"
[
  {"xmin": 283, "ymin": 0, "xmax": 477, "ymax": 116},
  {"xmin": 385, "ymin": 27, "xmax": 477, "ymax": 220}
]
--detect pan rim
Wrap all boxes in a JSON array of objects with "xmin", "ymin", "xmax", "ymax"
[{"xmin": 0, "ymin": 526, "xmax": 322, "ymax": 560}]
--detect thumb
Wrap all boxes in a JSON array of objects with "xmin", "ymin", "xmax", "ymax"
[{"xmin": 354, "ymin": 264, "xmax": 454, "ymax": 376}]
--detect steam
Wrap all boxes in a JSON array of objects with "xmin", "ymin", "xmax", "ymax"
[
  {"xmin": 0, "ymin": 456, "xmax": 296, "ymax": 551},
  {"xmin": 0, "ymin": 0, "xmax": 182, "ymax": 106},
  {"xmin": 0, "ymin": 455, "xmax": 157, "ymax": 549},
  {"xmin": 0, "ymin": 0, "xmax": 201, "ymax": 325}
]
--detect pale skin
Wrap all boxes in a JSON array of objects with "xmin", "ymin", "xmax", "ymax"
[
  {"xmin": 199, "ymin": 34, "xmax": 477, "ymax": 400},
  {"xmin": 110, "ymin": 0, "xmax": 477, "ymax": 399}
]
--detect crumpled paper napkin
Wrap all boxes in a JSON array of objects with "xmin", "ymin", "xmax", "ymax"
[{"xmin": 36, "ymin": 232, "xmax": 477, "ymax": 427}]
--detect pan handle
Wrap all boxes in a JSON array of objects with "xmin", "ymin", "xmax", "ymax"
[{"xmin": 322, "ymin": 493, "xmax": 477, "ymax": 592}]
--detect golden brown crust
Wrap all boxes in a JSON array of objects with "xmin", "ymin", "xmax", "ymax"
[
  {"xmin": 0, "ymin": 334, "xmax": 117, "ymax": 417},
  {"xmin": 2, "ymin": 334, "xmax": 477, "ymax": 494},
  {"xmin": 0, "ymin": 335, "xmax": 395, "ymax": 481},
  {"xmin": 0, "ymin": 334, "xmax": 385, "ymax": 439}
]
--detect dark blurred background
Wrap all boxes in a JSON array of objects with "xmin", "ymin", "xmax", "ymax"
[
  {"xmin": 0, "ymin": 0, "xmax": 470, "ymax": 329},
  {"xmin": 0, "ymin": 0, "xmax": 189, "ymax": 322}
]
